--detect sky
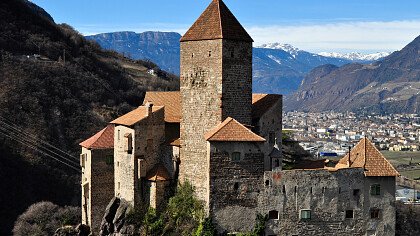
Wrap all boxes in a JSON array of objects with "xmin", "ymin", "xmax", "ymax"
[{"xmin": 31, "ymin": 0, "xmax": 420, "ymax": 54}]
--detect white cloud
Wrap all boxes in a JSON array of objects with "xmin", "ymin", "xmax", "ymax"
[{"xmin": 247, "ymin": 20, "xmax": 420, "ymax": 53}]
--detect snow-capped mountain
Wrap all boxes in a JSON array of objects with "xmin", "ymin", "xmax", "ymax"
[
  {"xmin": 258, "ymin": 43, "xmax": 301, "ymax": 58},
  {"xmin": 318, "ymin": 52, "xmax": 391, "ymax": 61}
]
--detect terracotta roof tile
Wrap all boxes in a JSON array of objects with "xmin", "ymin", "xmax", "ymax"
[
  {"xmin": 79, "ymin": 125, "xmax": 114, "ymax": 149},
  {"xmin": 110, "ymin": 106, "xmax": 164, "ymax": 126},
  {"xmin": 180, "ymin": 0, "xmax": 253, "ymax": 42},
  {"xmin": 143, "ymin": 92, "xmax": 279, "ymax": 123},
  {"xmin": 337, "ymin": 138, "xmax": 399, "ymax": 177},
  {"xmin": 143, "ymin": 92, "xmax": 180, "ymax": 123},
  {"xmin": 146, "ymin": 164, "xmax": 171, "ymax": 181},
  {"xmin": 205, "ymin": 117, "xmax": 265, "ymax": 142},
  {"xmin": 252, "ymin": 94, "xmax": 282, "ymax": 120}
]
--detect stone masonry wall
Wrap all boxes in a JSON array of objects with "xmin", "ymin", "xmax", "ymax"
[
  {"xmin": 209, "ymin": 141, "xmax": 264, "ymax": 232},
  {"xmin": 255, "ymin": 98, "xmax": 283, "ymax": 171},
  {"xmin": 180, "ymin": 39, "xmax": 224, "ymax": 204},
  {"xmin": 90, "ymin": 149, "xmax": 114, "ymax": 234},
  {"xmin": 261, "ymin": 168, "xmax": 367, "ymax": 236},
  {"xmin": 221, "ymin": 40, "xmax": 253, "ymax": 125}
]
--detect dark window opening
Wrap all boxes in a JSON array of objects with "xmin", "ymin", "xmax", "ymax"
[
  {"xmin": 265, "ymin": 180, "xmax": 270, "ymax": 187},
  {"xmin": 282, "ymin": 185, "xmax": 286, "ymax": 194},
  {"xmin": 294, "ymin": 186, "xmax": 297, "ymax": 193},
  {"xmin": 345, "ymin": 210, "xmax": 354, "ymax": 219},
  {"xmin": 274, "ymin": 159, "xmax": 280, "ymax": 167},
  {"xmin": 370, "ymin": 208, "xmax": 380, "ymax": 219},
  {"xmin": 310, "ymin": 187, "xmax": 313, "ymax": 194},
  {"xmin": 268, "ymin": 210, "xmax": 279, "ymax": 220},
  {"xmin": 370, "ymin": 184, "xmax": 381, "ymax": 196},
  {"xmin": 234, "ymin": 182, "xmax": 239, "ymax": 190},
  {"xmin": 208, "ymin": 51, "xmax": 212, "ymax": 57},
  {"xmin": 353, "ymin": 189, "xmax": 360, "ymax": 196},
  {"xmin": 191, "ymin": 53, "xmax": 194, "ymax": 58},
  {"xmin": 339, "ymin": 187, "xmax": 341, "ymax": 194},
  {"xmin": 322, "ymin": 187, "xmax": 325, "ymax": 193}
]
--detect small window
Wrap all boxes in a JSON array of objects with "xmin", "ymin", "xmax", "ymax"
[
  {"xmin": 265, "ymin": 180, "xmax": 270, "ymax": 186},
  {"xmin": 339, "ymin": 187, "xmax": 341, "ymax": 194},
  {"xmin": 234, "ymin": 182, "xmax": 239, "ymax": 190},
  {"xmin": 106, "ymin": 155, "xmax": 114, "ymax": 165},
  {"xmin": 80, "ymin": 153, "xmax": 86, "ymax": 168},
  {"xmin": 353, "ymin": 189, "xmax": 360, "ymax": 196},
  {"xmin": 282, "ymin": 185, "xmax": 286, "ymax": 194},
  {"xmin": 124, "ymin": 133, "xmax": 133, "ymax": 154},
  {"xmin": 231, "ymin": 152, "xmax": 241, "ymax": 162},
  {"xmin": 370, "ymin": 184, "xmax": 381, "ymax": 196},
  {"xmin": 191, "ymin": 53, "xmax": 194, "ymax": 58},
  {"xmin": 274, "ymin": 159, "xmax": 280, "ymax": 167},
  {"xmin": 268, "ymin": 210, "xmax": 279, "ymax": 220},
  {"xmin": 269, "ymin": 132, "xmax": 275, "ymax": 145},
  {"xmin": 208, "ymin": 51, "xmax": 212, "ymax": 57},
  {"xmin": 370, "ymin": 208, "xmax": 380, "ymax": 219},
  {"xmin": 345, "ymin": 210, "xmax": 354, "ymax": 219},
  {"xmin": 117, "ymin": 182, "xmax": 120, "ymax": 190},
  {"xmin": 118, "ymin": 129, "xmax": 120, "ymax": 140},
  {"xmin": 300, "ymin": 209, "xmax": 311, "ymax": 220}
]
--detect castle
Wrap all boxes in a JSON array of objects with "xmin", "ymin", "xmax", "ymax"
[{"xmin": 79, "ymin": 0, "xmax": 399, "ymax": 235}]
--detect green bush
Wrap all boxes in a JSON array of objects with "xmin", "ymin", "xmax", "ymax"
[{"xmin": 194, "ymin": 217, "xmax": 217, "ymax": 236}]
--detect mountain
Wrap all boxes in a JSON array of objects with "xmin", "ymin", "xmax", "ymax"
[
  {"xmin": 318, "ymin": 52, "xmax": 391, "ymax": 61},
  {"xmin": 87, "ymin": 33, "xmax": 360, "ymax": 94},
  {"xmin": 0, "ymin": 0, "xmax": 178, "ymax": 234},
  {"xmin": 86, "ymin": 31, "xmax": 181, "ymax": 74},
  {"xmin": 285, "ymin": 35, "xmax": 420, "ymax": 114}
]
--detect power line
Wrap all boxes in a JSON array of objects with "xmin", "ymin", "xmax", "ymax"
[
  {"xmin": 0, "ymin": 116, "xmax": 79, "ymax": 161},
  {"xmin": 0, "ymin": 129, "xmax": 80, "ymax": 172},
  {"xmin": 0, "ymin": 125, "xmax": 80, "ymax": 167}
]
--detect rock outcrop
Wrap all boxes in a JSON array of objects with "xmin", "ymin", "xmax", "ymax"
[{"xmin": 100, "ymin": 197, "xmax": 135, "ymax": 236}]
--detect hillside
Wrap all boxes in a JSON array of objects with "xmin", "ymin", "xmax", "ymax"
[
  {"xmin": 87, "ymin": 32, "xmax": 369, "ymax": 95},
  {"xmin": 0, "ymin": 0, "xmax": 178, "ymax": 234},
  {"xmin": 285, "ymin": 35, "xmax": 420, "ymax": 114}
]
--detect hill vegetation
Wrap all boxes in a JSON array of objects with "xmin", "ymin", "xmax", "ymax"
[{"xmin": 0, "ymin": 0, "xmax": 178, "ymax": 234}]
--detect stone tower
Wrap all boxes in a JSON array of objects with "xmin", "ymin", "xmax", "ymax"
[{"xmin": 179, "ymin": 0, "xmax": 253, "ymax": 203}]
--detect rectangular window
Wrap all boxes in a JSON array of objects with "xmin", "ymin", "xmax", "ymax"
[
  {"xmin": 124, "ymin": 133, "xmax": 133, "ymax": 154},
  {"xmin": 80, "ymin": 153, "xmax": 86, "ymax": 168},
  {"xmin": 353, "ymin": 189, "xmax": 360, "ymax": 196},
  {"xmin": 106, "ymin": 155, "xmax": 114, "ymax": 165},
  {"xmin": 268, "ymin": 210, "xmax": 279, "ymax": 220},
  {"xmin": 370, "ymin": 184, "xmax": 381, "ymax": 196},
  {"xmin": 269, "ymin": 132, "xmax": 275, "ymax": 145},
  {"xmin": 231, "ymin": 152, "xmax": 241, "ymax": 162},
  {"xmin": 345, "ymin": 210, "xmax": 354, "ymax": 219},
  {"xmin": 370, "ymin": 208, "xmax": 380, "ymax": 219},
  {"xmin": 300, "ymin": 209, "xmax": 311, "ymax": 220}
]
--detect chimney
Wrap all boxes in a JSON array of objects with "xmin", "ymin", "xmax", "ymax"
[{"xmin": 145, "ymin": 102, "xmax": 153, "ymax": 116}]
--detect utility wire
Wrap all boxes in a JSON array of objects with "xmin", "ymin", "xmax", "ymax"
[
  {"xmin": 0, "ymin": 116, "xmax": 79, "ymax": 161},
  {"xmin": 0, "ymin": 125, "xmax": 80, "ymax": 167},
  {"xmin": 0, "ymin": 129, "xmax": 80, "ymax": 172}
]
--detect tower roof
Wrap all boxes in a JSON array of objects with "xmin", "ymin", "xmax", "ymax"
[
  {"xmin": 180, "ymin": 0, "xmax": 253, "ymax": 42},
  {"xmin": 337, "ymin": 138, "xmax": 399, "ymax": 177}
]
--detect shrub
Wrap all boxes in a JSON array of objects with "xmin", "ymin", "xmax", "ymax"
[{"xmin": 12, "ymin": 201, "xmax": 81, "ymax": 236}]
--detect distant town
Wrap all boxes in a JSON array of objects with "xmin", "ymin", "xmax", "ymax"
[{"xmin": 283, "ymin": 111, "xmax": 420, "ymax": 156}]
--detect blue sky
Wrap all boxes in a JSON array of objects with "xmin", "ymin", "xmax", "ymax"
[{"xmin": 31, "ymin": 0, "xmax": 420, "ymax": 53}]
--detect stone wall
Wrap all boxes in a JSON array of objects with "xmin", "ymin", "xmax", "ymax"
[
  {"xmin": 259, "ymin": 168, "xmax": 396, "ymax": 236},
  {"xmin": 180, "ymin": 39, "xmax": 224, "ymax": 204},
  {"xmin": 114, "ymin": 108, "xmax": 166, "ymax": 208},
  {"xmin": 81, "ymin": 147, "xmax": 114, "ymax": 235},
  {"xmin": 180, "ymin": 38, "xmax": 253, "ymax": 205},
  {"xmin": 208, "ymin": 141, "xmax": 264, "ymax": 232},
  {"xmin": 221, "ymin": 40, "xmax": 253, "ymax": 125},
  {"xmin": 254, "ymin": 97, "xmax": 283, "ymax": 171}
]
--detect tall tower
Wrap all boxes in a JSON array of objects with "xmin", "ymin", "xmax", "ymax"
[{"xmin": 179, "ymin": 0, "xmax": 253, "ymax": 203}]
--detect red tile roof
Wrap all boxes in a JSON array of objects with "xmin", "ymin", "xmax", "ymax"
[
  {"xmin": 337, "ymin": 138, "xmax": 399, "ymax": 177},
  {"xmin": 79, "ymin": 125, "xmax": 114, "ymax": 149},
  {"xmin": 205, "ymin": 117, "xmax": 265, "ymax": 142},
  {"xmin": 146, "ymin": 164, "xmax": 171, "ymax": 181},
  {"xmin": 143, "ymin": 92, "xmax": 180, "ymax": 123},
  {"xmin": 143, "ymin": 92, "xmax": 279, "ymax": 123},
  {"xmin": 180, "ymin": 0, "xmax": 253, "ymax": 42},
  {"xmin": 110, "ymin": 106, "xmax": 164, "ymax": 126}
]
